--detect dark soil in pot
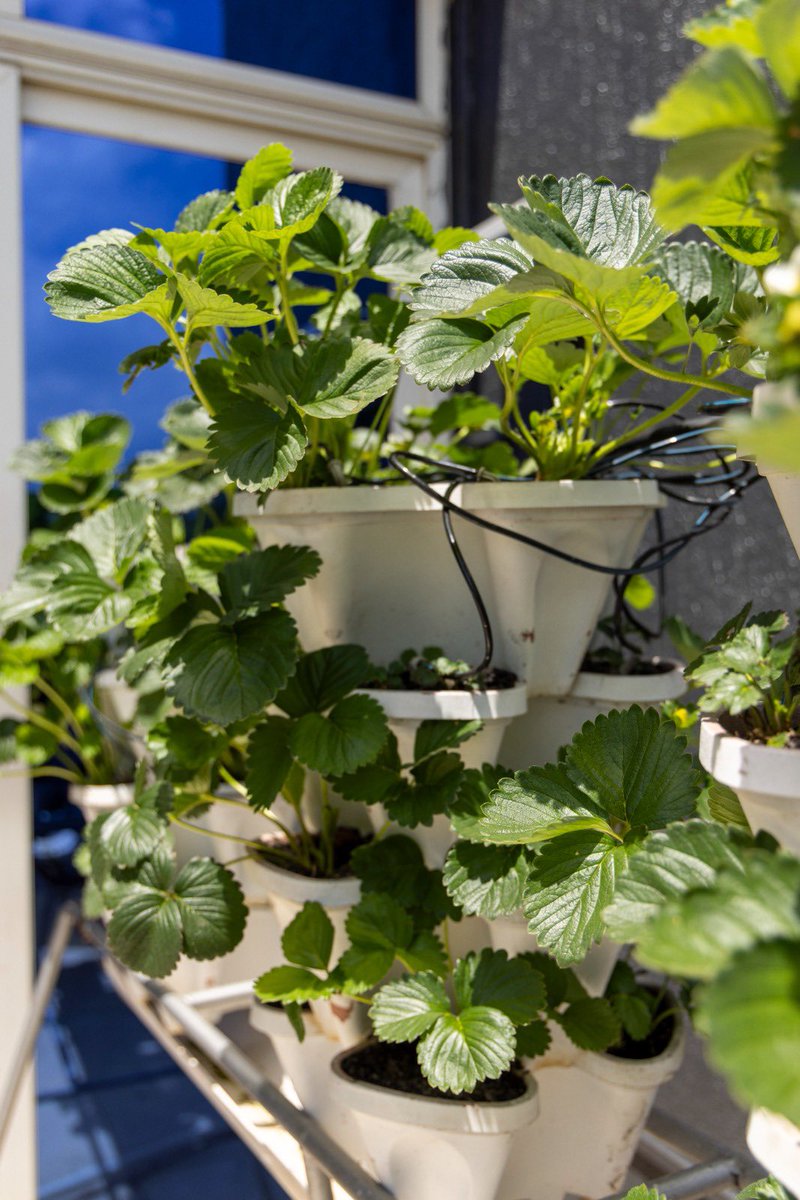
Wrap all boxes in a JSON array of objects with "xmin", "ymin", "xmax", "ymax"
[
  {"xmin": 340, "ymin": 1039, "xmax": 528, "ymax": 1102},
  {"xmin": 719, "ymin": 712, "xmax": 800, "ymax": 749},
  {"xmin": 365, "ymin": 666, "xmax": 519, "ymax": 692},
  {"xmin": 254, "ymin": 826, "xmax": 372, "ymax": 878},
  {"xmin": 606, "ymin": 1004, "xmax": 677, "ymax": 1062},
  {"xmin": 581, "ymin": 656, "xmax": 676, "ymax": 678}
]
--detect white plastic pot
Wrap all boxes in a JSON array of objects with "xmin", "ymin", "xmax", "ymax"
[
  {"xmin": 92, "ymin": 668, "xmax": 139, "ymax": 728},
  {"xmin": 747, "ymin": 1108, "xmax": 800, "ymax": 1195},
  {"xmin": 487, "ymin": 910, "xmax": 620, "ymax": 998},
  {"xmin": 500, "ymin": 659, "xmax": 686, "ymax": 770},
  {"xmin": 699, "ymin": 719, "xmax": 800, "ymax": 855},
  {"xmin": 499, "ymin": 1015, "xmax": 686, "ymax": 1200},
  {"xmin": 244, "ymin": 854, "xmax": 366, "ymax": 1045},
  {"xmin": 752, "ymin": 381, "xmax": 800, "ymax": 557},
  {"xmin": 362, "ymin": 683, "xmax": 528, "ymax": 867},
  {"xmin": 237, "ymin": 479, "xmax": 662, "ymax": 696},
  {"xmin": 330, "ymin": 1046, "xmax": 539, "ymax": 1200},
  {"xmin": 250, "ymin": 1001, "xmax": 368, "ymax": 1163}
]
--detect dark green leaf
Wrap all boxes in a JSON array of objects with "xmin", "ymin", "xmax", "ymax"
[
  {"xmin": 219, "ymin": 545, "xmax": 321, "ymax": 617},
  {"xmin": 281, "ymin": 901, "xmax": 334, "ymax": 971},
  {"xmin": 208, "ymin": 397, "xmax": 308, "ymax": 492},
  {"xmin": 246, "ymin": 716, "xmax": 293, "ymax": 810},
  {"xmin": 277, "ymin": 645, "xmax": 371, "ymax": 717},
  {"xmin": 555, "ymin": 997, "xmax": 622, "ymax": 1052},
  {"xmin": 290, "ymin": 694, "xmax": 388, "ymax": 776}
]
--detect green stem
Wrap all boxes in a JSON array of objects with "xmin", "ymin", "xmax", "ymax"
[
  {"xmin": 0, "ymin": 688, "xmax": 85, "ymax": 760},
  {"xmin": 163, "ymin": 325, "xmax": 216, "ymax": 417},
  {"xmin": 597, "ymin": 385, "xmax": 701, "ymax": 458},
  {"xmin": 277, "ymin": 247, "xmax": 300, "ymax": 346},
  {"xmin": 218, "ymin": 765, "xmax": 248, "ymax": 798},
  {"xmin": 34, "ymin": 676, "xmax": 84, "ymax": 739},
  {"xmin": 0, "ymin": 766, "xmax": 84, "ymax": 784},
  {"xmin": 595, "ymin": 312, "xmax": 749, "ymax": 398}
]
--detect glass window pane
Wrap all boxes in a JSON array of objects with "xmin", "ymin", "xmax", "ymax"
[{"xmin": 25, "ymin": 1, "xmax": 417, "ymax": 97}]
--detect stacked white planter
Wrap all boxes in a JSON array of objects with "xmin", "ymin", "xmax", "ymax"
[
  {"xmin": 500, "ymin": 659, "xmax": 686, "ymax": 770},
  {"xmin": 331, "ymin": 1050, "xmax": 539, "ymax": 1200},
  {"xmin": 237, "ymin": 479, "xmax": 662, "ymax": 696},
  {"xmin": 361, "ymin": 683, "xmax": 528, "ymax": 868},
  {"xmin": 92, "ymin": 669, "xmax": 139, "ymax": 728},
  {"xmin": 700, "ymin": 720, "xmax": 800, "ymax": 855},
  {"xmin": 498, "ymin": 1018, "xmax": 686, "ymax": 1200},
  {"xmin": 747, "ymin": 1108, "xmax": 800, "ymax": 1196}
]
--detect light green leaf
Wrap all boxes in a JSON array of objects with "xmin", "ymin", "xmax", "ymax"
[
  {"xmin": 45, "ymin": 244, "xmax": 171, "ymax": 323},
  {"xmin": 293, "ymin": 337, "xmax": 399, "ymax": 419},
  {"xmin": 684, "ymin": 1, "xmax": 762, "ymax": 54},
  {"xmin": 523, "ymin": 832, "xmax": 624, "ymax": 965},
  {"xmin": 69, "ymin": 496, "xmax": 150, "ymax": 580},
  {"xmin": 219, "ymin": 545, "xmax": 321, "ymax": 617},
  {"xmin": 635, "ymin": 855, "xmax": 800, "ymax": 979},
  {"xmin": 736, "ymin": 1176, "xmax": 794, "ymax": 1200},
  {"xmin": 702, "ymin": 940, "xmax": 800, "ymax": 1125},
  {"xmin": 47, "ymin": 574, "xmax": 135, "ymax": 640},
  {"xmin": 177, "ymin": 276, "xmax": 271, "ymax": 329},
  {"xmin": 235, "ymin": 144, "xmax": 294, "ymax": 209},
  {"xmin": 162, "ymin": 397, "xmax": 213, "ymax": 450},
  {"xmin": 650, "ymin": 130, "xmax": 775, "ymax": 230},
  {"xmin": 705, "ymin": 222, "xmax": 779, "ymax": 266},
  {"xmin": 417, "ymin": 1007, "xmax": 517, "ymax": 1094},
  {"xmin": 289, "ymin": 694, "xmax": 388, "ymax": 776},
  {"xmin": 243, "ymin": 166, "xmax": 342, "ymax": 242},
  {"xmin": 758, "ymin": 0, "xmax": 800, "ymax": 99},
  {"xmin": 443, "ymin": 841, "xmax": 532, "ymax": 918},
  {"xmin": 631, "ymin": 47, "xmax": 778, "ymax": 139},
  {"xmin": 281, "ymin": 901, "xmax": 334, "ymax": 971},
  {"xmin": 564, "ymin": 706, "xmax": 700, "ymax": 831},
  {"xmin": 396, "ymin": 315, "xmax": 526, "ymax": 389},
  {"xmin": 409, "ymin": 238, "xmax": 533, "ymax": 317},
  {"xmin": 370, "ymin": 973, "xmax": 450, "ymax": 1042},
  {"xmin": 603, "ymin": 820, "xmax": 746, "ymax": 942},
  {"xmin": 479, "ymin": 763, "xmax": 615, "ymax": 845},
  {"xmin": 650, "ymin": 240, "xmax": 738, "ymax": 329},
  {"xmin": 253, "ymin": 965, "xmax": 334, "ymax": 1004},
  {"xmin": 174, "ymin": 188, "xmax": 234, "ymax": 233},
  {"xmin": 166, "ymin": 609, "xmax": 298, "ymax": 725}
]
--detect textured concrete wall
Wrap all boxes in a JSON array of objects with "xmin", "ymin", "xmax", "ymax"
[{"xmin": 479, "ymin": 0, "xmax": 800, "ymax": 634}]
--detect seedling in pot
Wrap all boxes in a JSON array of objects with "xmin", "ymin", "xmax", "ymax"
[
  {"xmin": 686, "ymin": 605, "xmax": 800, "ymax": 745},
  {"xmin": 362, "ymin": 646, "xmax": 517, "ymax": 692}
]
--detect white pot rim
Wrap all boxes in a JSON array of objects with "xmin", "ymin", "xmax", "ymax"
[
  {"xmin": 576, "ymin": 1011, "xmax": 686, "ymax": 1089},
  {"xmin": 700, "ymin": 719, "xmax": 800, "ymax": 799},
  {"xmin": 235, "ymin": 478, "xmax": 663, "ymax": 518},
  {"xmin": 570, "ymin": 659, "xmax": 686, "ymax": 704},
  {"xmin": 69, "ymin": 782, "xmax": 134, "ymax": 810},
  {"xmin": 330, "ymin": 1046, "xmax": 538, "ymax": 1132},
  {"xmin": 357, "ymin": 683, "xmax": 529, "ymax": 721},
  {"xmin": 251, "ymin": 849, "xmax": 362, "ymax": 908}
]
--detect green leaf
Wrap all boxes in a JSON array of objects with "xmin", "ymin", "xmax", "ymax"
[
  {"xmin": 166, "ymin": 609, "xmax": 298, "ymax": 725},
  {"xmin": 101, "ymin": 800, "xmax": 167, "ymax": 868},
  {"xmin": 351, "ymin": 835, "xmax": 427, "ymax": 908},
  {"xmin": 289, "ymin": 694, "xmax": 388, "ymax": 776},
  {"xmin": 385, "ymin": 751, "xmax": 464, "ymax": 829},
  {"xmin": 450, "ymin": 765, "xmax": 511, "ymax": 843},
  {"xmin": 45, "ymin": 244, "xmax": 171, "ymax": 323},
  {"xmin": 479, "ymin": 762, "xmax": 615, "ymax": 845},
  {"xmin": 758, "ymin": 0, "xmax": 800, "ymax": 100},
  {"xmin": 409, "ymin": 238, "xmax": 533, "ymax": 317},
  {"xmin": 603, "ymin": 820, "xmax": 746, "ymax": 942},
  {"xmin": 736, "ymin": 1177, "xmax": 794, "ymax": 1200},
  {"xmin": 426, "ymin": 393, "xmax": 498, "ymax": 437},
  {"xmin": 277, "ymin": 644, "xmax": 371, "ymax": 717},
  {"xmin": 612, "ymin": 992, "xmax": 654, "ymax": 1042},
  {"xmin": 417, "ymin": 1007, "xmax": 517, "ymax": 1094},
  {"xmin": 234, "ymin": 144, "xmax": 294, "ymax": 209},
  {"xmin": 281, "ymin": 901, "xmax": 334, "ymax": 971},
  {"xmin": 174, "ymin": 188, "xmax": 234, "ymax": 233},
  {"xmin": 262, "ymin": 166, "xmax": 342, "ymax": 239},
  {"xmin": 292, "ymin": 337, "xmax": 399, "ymax": 419},
  {"xmin": 12, "ymin": 412, "xmax": 130, "ymax": 483},
  {"xmin": 631, "ymin": 47, "xmax": 778, "ymax": 139},
  {"xmin": 702, "ymin": 940, "xmax": 800, "ymax": 1125},
  {"xmin": 365, "ymin": 217, "xmax": 436, "ymax": 285},
  {"xmin": 706, "ymin": 780, "xmax": 750, "ymax": 829},
  {"xmin": 177, "ymin": 276, "xmax": 271, "ymax": 330},
  {"xmin": 523, "ymin": 832, "xmax": 624, "ymax": 965},
  {"xmin": 208, "ymin": 397, "xmax": 308, "ymax": 492},
  {"xmin": 443, "ymin": 841, "xmax": 532, "ymax": 918},
  {"xmin": 253, "ymin": 965, "xmax": 334, "ymax": 1004},
  {"xmin": 564, "ymin": 706, "xmax": 700, "ymax": 831},
  {"xmin": 650, "ymin": 130, "xmax": 775, "ymax": 231},
  {"xmin": 635, "ymin": 855, "xmax": 800, "ymax": 979},
  {"xmin": 219, "ymin": 545, "xmax": 321, "ymax": 617},
  {"xmin": 370, "ymin": 973, "xmax": 450, "ymax": 1042},
  {"xmin": 650, "ymin": 241, "xmax": 738, "ymax": 330},
  {"xmin": 69, "ymin": 496, "xmax": 150, "ymax": 580},
  {"xmin": 397, "ymin": 316, "xmax": 525, "ymax": 389},
  {"xmin": 554, "ymin": 997, "xmax": 622, "ymax": 1052},
  {"xmin": 339, "ymin": 893, "xmax": 414, "ymax": 987},
  {"xmin": 107, "ymin": 856, "xmax": 245, "ymax": 977},
  {"xmin": 399, "ymin": 931, "xmax": 449, "ymax": 977},
  {"xmin": 413, "ymin": 719, "xmax": 483, "ymax": 763},
  {"xmin": 684, "ymin": 1, "xmax": 763, "ymax": 54},
  {"xmin": 705, "ymin": 223, "xmax": 779, "ymax": 266},
  {"xmin": 456, "ymin": 949, "xmax": 546, "ymax": 1024},
  {"xmin": 162, "ymin": 397, "xmax": 213, "ymax": 450},
  {"xmin": 515, "ymin": 1019, "xmax": 552, "ymax": 1059},
  {"xmin": 616, "ymin": 1187, "xmax": 665, "ymax": 1200},
  {"xmin": 246, "ymin": 716, "xmax": 293, "ymax": 810},
  {"xmin": 47, "ymin": 573, "xmax": 135, "ymax": 640}
]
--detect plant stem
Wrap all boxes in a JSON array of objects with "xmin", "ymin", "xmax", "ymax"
[
  {"xmin": 0, "ymin": 766, "xmax": 84, "ymax": 784},
  {"xmin": 162, "ymin": 325, "xmax": 216, "ymax": 417},
  {"xmin": 598, "ymin": 385, "xmax": 701, "ymax": 458},
  {"xmin": 33, "ymin": 676, "xmax": 85, "ymax": 739},
  {"xmin": 277, "ymin": 247, "xmax": 300, "ymax": 346},
  {"xmin": 218, "ymin": 765, "xmax": 248, "ymax": 798},
  {"xmin": 595, "ymin": 312, "xmax": 749, "ymax": 398},
  {"xmin": 0, "ymin": 688, "xmax": 85, "ymax": 761}
]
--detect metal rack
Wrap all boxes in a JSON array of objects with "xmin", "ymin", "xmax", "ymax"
[{"xmin": 2, "ymin": 905, "xmax": 748, "ymax": 1200}]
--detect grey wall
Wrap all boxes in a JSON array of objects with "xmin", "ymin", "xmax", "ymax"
[{"xmin": 451, "ymin": 0, "xmax": 800, "ymax": 637}]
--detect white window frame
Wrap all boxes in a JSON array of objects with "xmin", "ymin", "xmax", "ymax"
[{"xmin": 0, "ymin": 5, "xmax": 450, "ymax": 1193}]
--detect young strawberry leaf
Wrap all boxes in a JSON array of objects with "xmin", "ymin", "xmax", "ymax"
[
  {"xmin": 370, "ymin": 973, "xmax": 450, "ymax": 1042},
  {"xmin": 281, "ymin": 901, "xmax": 335, "ymax": 971},
  {"xmin": 553, "ymin": 997, "xmax": 622, "ymax": 1052},
  {"xmin": 253, "ymin": 965, "xmax": 336, "ymax": 1004},
  {"xmin": 289, "ymin": 694, "xmax": 388, "ymax": 776},
  {"xmin": 416, "ymin": 1007, "xmax": 517, "ymax": 1094}
]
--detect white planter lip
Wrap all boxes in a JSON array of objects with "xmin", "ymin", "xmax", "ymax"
[
  {"xmin": 700, "ymin": 718, "xmax": 800, "ymax": 800},
  {"xmin": 570, "ymin": 658, "xmax": 686, "ymax": 704},
  {"xmin": 576, "ymin": 1011, "xmax": 686, "ymax": 1090},
  {"xmin": 250, "ymin": 848, "xmax": 362, "ymax": 909},
  {"xmin": 69, "ymin": 782, "xmax": 134, "ymax": 812},
  {"xmin": 236, "ymin": 477, "xmax": 663, "ymax": 518},
  {"xmin": 331, "ymin": 1045, "xmax": 538, "ymax": 1133},
  {"xmin": 357, "ymin": 682, "xmax": 529, "ymax": 721}
]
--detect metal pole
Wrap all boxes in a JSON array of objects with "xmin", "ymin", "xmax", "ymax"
[
  {"xmin": 0, "ymin": 901, "xmax": 80, "ymax": 1151},
  {"xmin": 601, "ymin": 1157, "xmax": 742, "ymax": 1200}
]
